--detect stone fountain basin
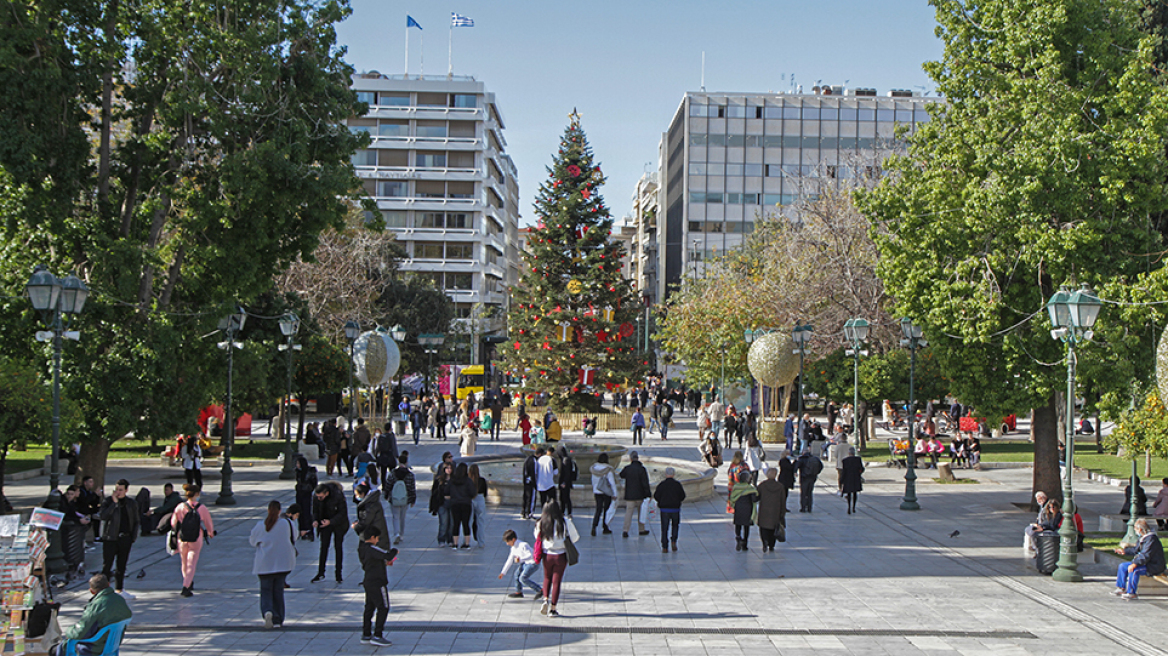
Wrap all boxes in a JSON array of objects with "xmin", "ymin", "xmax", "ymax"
[
  {"xmin": 519, "ymin": 441, "xmax": 628, "ymax": 474},
  {"xmin": 449, "ymin": 453, "xmax": 716, "ymax": 508}
]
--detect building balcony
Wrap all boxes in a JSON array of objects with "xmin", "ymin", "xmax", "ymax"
[
  {"xmin": 356, "ymin": 166, "xmax": 479, "ymax": 181},
  {"xmin": 365, "ymin": 105, "xmax": 484, "ymax": 121},
  {"xmin": 368, "ymin": 135, "xmax": 481, "ymax": 151}
]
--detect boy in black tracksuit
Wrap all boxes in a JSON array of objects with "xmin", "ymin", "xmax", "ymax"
[{"xmin": 358, "ymin": 527, "xmax": 398, "ymax": 647}]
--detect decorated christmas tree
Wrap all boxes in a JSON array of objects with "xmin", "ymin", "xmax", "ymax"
[{"xmin": 504, "ymin": 113, "xmax": 645, "ymax": 412}]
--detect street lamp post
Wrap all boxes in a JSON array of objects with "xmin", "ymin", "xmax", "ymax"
[
  {"xmin": 215, "ymin": 309, "xmax": 246, "ymax": 506},
  {"xmin": 344, "ymin": 320, "xmax": 360, "ymax": 431},
  {"xmin": 278, "ymin": 313, "xmax": 301, "ymax": 480},
  {"xmin": 418, "ymin": 333, "xmax": 446, "ymax": 396},
  {"xmin": 390, "ymin": 325, "xmax": 406, "ymax": 427},
  {"xmin": 843, "ymin": 318, "xmax": 870, "ymax": 447},
  {"xmin": 791, "ymin": 324, "xmax": 813, "ymax": 452},
  {"xmin": 899, "ymin": 317, "xmax": 927, "ymax": 511},
  {"xmin": 1047, "ymin": 284, "xmax": 1101, "ymax": 582},
  {"xmin": 691, "ymin": 239, "xmax": 699, "ymax": 282},
  {"xmin": 26, "ymin": 266, "xmax": 88, "ymax": 574}
]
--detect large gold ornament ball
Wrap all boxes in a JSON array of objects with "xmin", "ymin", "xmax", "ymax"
[
  {"xmin": 747, "ymin": 332, "xmax": 801, "ymax": 388},
  {"xmin": 354, "ymin": 331, "xmax": 401, "ymax": 387}
]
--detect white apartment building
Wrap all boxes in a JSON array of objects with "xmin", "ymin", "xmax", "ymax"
[
  {"xmin": 656, "ymin": 86, "xmax": 942, "ymax": 301},
  {"xmin": 629, "ymin": 172, "xmax": 660, "ymax": 306},
  {"xmin": 347, "ymin": 73, "xmax": 520, "ymax": 321}
]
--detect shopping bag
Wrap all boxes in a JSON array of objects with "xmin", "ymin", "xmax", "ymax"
[
  {"xmin": 604, "ymin": 502, "xmax": 617, "ymax": 526},
  {"xmin": 639, "ymin": 498, "xmax": 655, "ymax": 525}
]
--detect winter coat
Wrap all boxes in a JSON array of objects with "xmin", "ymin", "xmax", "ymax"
[
  {"xmin": 729, "ymin": 482, "xmax": 758, "ymax": 527},
  {"xmin": 99, "ymin": 497, "xmax": 139, "ymax": 542},
  {"xmin": 777, "ymin": 458, "xmax": 796, "ymax": 490},
  {"xmin": 652, "ymin": 478, "xmax": 686, "ymax": 510},
  {"xmin": 620, "ymin": 461, "xmax": 652, "ymax": 501},
  {"xmin": 841, "ymin": 456, "xmax": 865, "ymax": 494},
  {"xmin": 756, "ymin": 479, "xmax": 787, "ymax": 530},
  {"xmin": 797, "ymin": 453, "xmax": 823, "ymax": 483},
  {"xmin": 1127, "ymin": 531, "xmax": 1167, "ymax": 576},
  {"xmin": 312, "ymin": 482, "xmax": 349, "ymax": 535},
  {"xmin": 250, "ymin": 516, "xmax": 297, "ymax": 576},
  {"xmin": 591, "ymin": 463, "xmax": 617, "ymax": 497},
  {"xmin": 353, "ymin": 489, "xmax": 390, "ymax": 540},
  {"xmin": 447, "ymin": 476, "xmax": 477, "ymax": 507}
]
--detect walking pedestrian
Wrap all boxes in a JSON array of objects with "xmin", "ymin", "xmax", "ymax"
[
  {"xmin": 536, "ymin": 447, "xmax": 559, "ymax": 508},
  {"xmin": 797, "ymin": 449, "xmax": 824, "ymax": 513},
  {"xmin": 352, "ymin": 417, "xmax": 372, "ymax": 455},
  {"xmin": 756, "ymin": 468, "xmax": 787, "ymax": 552},
  {"xmin": 386, "ymin": 452, "xmax": 416, "ymax": 544},
  {"xmin": 99, "ymin": 479, "xmax": 139, "ymax": 598},
  {"xmin": 557, "ymin": 447, "xmax": 577, "ymax": 518},
  {"xmin": 841, "ymin": 447, "xmax": 865, "ymax": 514},
  {"xmin": 777, "ymin": 450, "xmax": 795, "ymax": 510},
  {"xmin": 180, "ymin": 435, "xmax": 203, "ymax": 488},
  {"xmin": 338, "ymin": 420, "xmax": 354, "ymax": 476},
  {"xmin": 323, "ymin": 419, "xmax": 341, "ymax": 477},
  {"xmin": 522, "ymin": 449, "xmax": 538, "ymax": 520},
  {"xmin": 630, "ymin": 408, "xmax": 645, "ymax": 445},
  {"xmin": 170, "ymin": 484, "xmax": 214, "ymax": 597},
  {"xmin": 590, "ymin": 453, "xmax": 617, "ymax": 536},
  {"xmin": 470, "ymin": 464, "xmax": 488, "ymax": 547},
  {"xmin": 744, "ymin": 438, "xmax": 766, "ymax": 485},
  {"xmin": 294, "ymin": 456, "xmax": 318, "ymax": 541},
  {"xmin": 499, "ymin": 529, "xmax": 543, "ymax": 599},
  {"xmin": 372, "ymin": 424, "xmax": 398, "ymax": 474},
  {"xmin": 831, "ymin": 435, "xmax": 850, "ymax": 492},
  {"xmin": 535, "ymin": 500, "xmax": 579, "ymax": 618},
  {"xmin": 619, "ymin": 451, "xmax": 651, "ymax": 538},
  {"xmin": 249, "ymin": 500, "xmax": 296, "ymax": 629},
  {"xmin": 659, "ymin": 401, "xmax": 673, "ymax": 440},
  {"xmin": 708, "ymin": 397, "xmax": 725, "ymax": 441},
  {"xmin": 357, "ymin": 527, "xmax": 396, "ymax": 647},
  {"xmin": 518, "ymin": 412, "xmax": 532, "ymax": 446},
  {"xmin": 430, "ymin": 461, "xmax": 454, "ymax": 546},
  {"xmin": 448, "ymin": 463, "xmax": 476, "ymax": 550},
  {"xmin": 310, "ymin": 480, "xmax": 349, "ymax": 583},
  {"xmin": 653, "ymin": 468, "xmax": 686, "ymax": 553},
  {"xmin": 730, "ymin": 470, "xmax": 758, "ymax": 551}
]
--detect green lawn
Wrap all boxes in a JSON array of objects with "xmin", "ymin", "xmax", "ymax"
[
  {"xmin": 0, "ymin": 437, "xmax": 286, "ymax": 477},
  {"xmin": 860, "ymin": 439, "xmax": 1168, "ymax": 480},
  {"xmin": 1084, "ymin": 532, "xmax": 1164, "ymax": 557}
]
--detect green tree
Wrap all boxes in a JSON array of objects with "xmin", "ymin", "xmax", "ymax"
[
  {"xmin": 1107, "ymin": 387, "xmax": 1168, "ymax": 477},
  {"xmin": 856, "ymin": 0, "xmax": 1168, "ymax": 502},
  {"xmin": 0, "ymin": 356, "xmax": 81, "ymax": 500},
  {"xmin": 0, "ymin": 0, "xmax": 367, "ymax": 486},
  {"xmin": 504, "ymin": 115, "xmax": 644, "ymax": 412}
]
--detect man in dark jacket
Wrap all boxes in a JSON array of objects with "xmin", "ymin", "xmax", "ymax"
[
  {"xmin": 146, "ymin": 483, "xmax": 182, "ymax": 535},
  {"xmin": 778, "ymin": 450, "xmax": 796, "ymax": 511},
  {"xmin": 99, "ymin": 479, "xmax": 139, "ymax": 596},
  {"xmin": 311, "ymin": 481, "xmax": 349, "ymax": 583},
  {"xmin": 620, "ymin": 451, "xmax": 652, "ymax": 538},
  {"xmin": 796, "ymin": 449, "xmax": 823, "ymax": 513},
  {"xmin": 322, "ymin": 419, "xmax": 341, "ymax": 477},
  {"xmin": 373, "ymin": 424, "xmax": 398, "ymax": 473},
  {"xmin": 1113, "ymin": 519, "xmax": 1166, "ymax": 600},
  {"xmin": 352, "ymin": 417, "xmax": 373, "ymax": 455},
  {"xmin": 521, "ymin": 452, "xmax": 538, "ymax": 520},
  {"xmin": 78, "ymin": 476, "xmax": 102, "ymax": 543},
  {"xmin": 653, "ymin": 468, "xmax": 687, "ymax": 553}
]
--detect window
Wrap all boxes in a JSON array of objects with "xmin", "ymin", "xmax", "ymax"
[
  {"xmin": 381, "ymin": 210, "xmax": 407, "ymax": 228},
  {"xmin": 764, "ymin": 107, "xmax": 783, "ymax": 119},
  {"xmin": 764, "ymin": 135, "xmax": 784, "ymax": 148},
  {"xmin": 744, "ymin": 164, "xmax": 763, "ymax": 177},
  {"xmin": 378, "ymin": 120, "xmax": 408, "ymax": 137},
  {"xmin": 416, "ymin": 151, "xmax": 447, "ymax": 168},
  {"xmin": 453, "ymin": 303, "xmax": 473, "ymax": 319},
  {"xmin": 378, "ymin": 150, "xmax": 407, "ymax": 167},
  {"xmin": 416, "ymin": 121, "xmax": 447, "ymax": 138},
  {"xmin": 914, "ymin": 108, "xmax": 931, "ymax": 123},
  {"xmin": 377, "ymin": 93, "xmax": 409, "ymax": 106},
  {"xmin": 416, "ymin": 92, "xmax": 447, "ymax": 107},
  {"xmin": 727, "ymin": 135, "xmax": 746, "ymax": 147},
  {"xmin": 377, "ymin": 181, "xmax": 407, "ymax": 197},
  {"xmin": 447, "ymin": 181, "xmax": 475, "ymax": 199},
  {"xmin": 765, "ymin": 164, "xmax": 783, "ymax": 177},
  {"xmin": 726, "ymin": 163, "xmax": 744, "ymax": 176},
  {"xmin": 446, "ymin": 273, "xmax": 473, "ymax": 290},
  {"xmin": 449, "ymin": 151, "xmax": 474, "ymax": 168},
  {"xmin": 418, "ymin": 212, "xmax": 445, "ymax": 228},
  {"xmin": 349, "ymin": 119, "xmax": 375, "ymax": 134},
  {"xmin": 446, "ymin": 243, "xmax": 473, "ymax": 260},
  {"xmin": 754, "ymin": 107, "xmax": 764, "ymax": 119},
  {"xmin": 356, "ymin": 91, "xmax": 375, "ymax": 105},
  {"xmin": 783, "ymin": 107, "xmax": 801, "ymax": 119},
  {"xmin": 449, "ymin": 121, "xmax": 476, "ymax": 138},
  {"xmin": 725, "ymin": 193, "xmax": 741, "ymax": 204},
  {"xmin": 689, "ymin": 103, "xmax": 706, "ymax": 117},
  {"xmin": 726, "ymin": 106, "xmax": 747, "ymax": 118},
  {"xmin": 416, "ymin": 181, "xmax": 445, "ymax": 198},
  {"xmin": 351, "ymin": 150, "xmax": 377, "ymax": 166},
  {"xmin": 803, "ymin": 108, "xmax": 820, "ymax": 120},
  {"xmin": 820, "ymin": 137, "xmax": 838, "ymax": 149},
  {"xmin": 689, "ymin": 134, "xmax": 708, "ymax": 146},
  {"xmin": 839, "ymin": 108, "xmax": 858, "ymax": 121},
  {"xmin": 783, "ymin": 135, "xmax": 801, "ymax": 148},
  {"xmin": 858, "ymin": 108, "xmax": 876, "ymax": 121},
  {"xmin": 706, "ymin": 192, "xmax": 724, "ymax": 204},
  {"xmin": 877, "ymin": 109, "xmax": 895, "ymax": 122},
  {"xmin": 485, "ymin": 248, "xmax": 499, "ymax": 265},
  {"xmin": 690, "ymin": 163, "xmax": 706, "ymax": 175},
  {"xmin": 801, "ymin": 136, "xmax": 819, "ymax": 149},
  {"xmin": 414, "ymin": 242, "xmax": 444, "ymax": 259},
  {"xmin": 450, "ymin": 94, "xmax": 477, "ymax": 108},
  {"xmin": 446, "ymin": 213, "xmax": 470, "ymax": 229},
  {"xmin": 741, "ymin": 193, "xmax": 760, "ymax": 204},
  {"xmin": 744, "ymin": 135, "xmax": 762, "ymax": 147},
  {"xmin": 705, "ymin": 221, "xmax": 722, "ymax": 233},
  {"xmin": 711, "ymin": 106, "xmax": 726, "ymax": 118},
  {"xmin": 820, "ymin": 108, "xmax": 838, "ymax": 121},
  {"xmin": 688, "ymin": 221, "xmax": 702, "ymax": 232},
  {"xmin": 708, "ymin": 134, "xmax": 727, "ymax": 147}
]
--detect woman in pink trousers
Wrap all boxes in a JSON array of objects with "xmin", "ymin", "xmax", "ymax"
[{"xmin": 171, "ymin": 483, "xmax": 215, "ymax": 597}]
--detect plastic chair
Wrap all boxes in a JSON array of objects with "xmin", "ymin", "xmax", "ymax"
[{"xmin": 62, "ymin": 618, "xmax": 131, "ymax": 656}]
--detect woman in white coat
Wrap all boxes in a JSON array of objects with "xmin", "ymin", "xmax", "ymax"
[{"xmin": 249, "ymin": 500, "xmax": 298, "ymax": 629}]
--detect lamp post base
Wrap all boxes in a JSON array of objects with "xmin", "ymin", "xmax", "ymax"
[
  {"xmin": 216, "ymin": 461, "xmax": 237, "ymax": 506},
  {"xmin": 278, "ymin": 447, "xmax": 297, "ymax": 480},
  {"xmin": 1051, "ymin": 567, "xmax": 1083, "ymax": 583},
  {"xmin": 43, "ymin": 489, "xmax": 67, "ymax": 575}
]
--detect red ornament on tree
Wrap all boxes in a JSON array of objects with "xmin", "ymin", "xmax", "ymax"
[
  {"xmin": 619, "ymin": 322, "xmax": 634, "ymax": 337},
  {"xmin": 578, "ymin": 367, "xmax": 596, "ymax": 386},
  {"xmin": 567, "ymin": 164, "xmax": 581, "ymax": 177},
  {"xmin": 581, "ymin": 188, "xmax": 591, "ymax": 200}
]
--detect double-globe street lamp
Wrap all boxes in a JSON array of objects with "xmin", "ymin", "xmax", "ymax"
[
  {"xmin": 418, "ymin": 333, "xmax": 446, "ymax": 397},
  {"xmin": 899, "ymin": 317, "xmax": 927, "ymax": 511},
  {"xmin": 344, "ymin": 320, "xmax": 360, "ymax": 431},
  {"xmin": 791, "ymin": 324, "xmax": 814, "ymax": 451},
  {"xmin": 842, "ymin": 318, "xmax": 870, "ymax": 444},
  {"xmin": 277, "ymin": 313, "xmax": 301, "ymax": 480},
  {"xmin": 215, "ymin": 309, "xmax": 246, "ymax": 506},
  {"xmin": 26, "ymin": 266, "xmax": 89, "ymax": 574},
  {"xmin": 1046, "ymin": 284, "xmax": 1101, "ymax": 583}
]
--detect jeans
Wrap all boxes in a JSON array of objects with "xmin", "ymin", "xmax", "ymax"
[
  {"xmin": 632, "ymin": 426, "xmax": 644, "ymax": 445},
  {"xmin": 471, "ymin": 496, "xmax": 487, "ymax": 543},
  {"xmin": 543, "ymin": 552, "xmax": 568, "ymax": 605},
  {"xmin": 258, "ymin": 572, "xmax": 288, "ymax": 625},
  {"xmin": 390, "ymin": 504, "xmax": 407, "ymax": 539},
  {"xmin": 316, "ymin": 526, "xmax": 345, "ymax": 578},
  {"xmin": 711, "ymin": 420, "xmax": 723, "ymax": 440},
  {"xmin": 512, "ymin": 562, "xmax": 542, "ymax": 594},
  {"xmin": 593, "ymin": 494, "xmax": 612, "ymax": 531},
  {"xmin": 648, "ymin": 418, "xmax": 661, "ymax": 432},
  {"xmin": 800, "ymin": 478, "xmax": 816, "ymax": 511},
  {"xmin": 660, "ymin": 510, "xmax": 679, "ymax": 548},
  {"xmin": 362, "ymin": 583, "xmax": 389, "ymax": 638},
  {"xmin": 1117, "ymin": 563, "xmax": 1149, "ymax": 594},
  {"xmin": 437, "ymin": 505, "xmax": 452, "ymax": 544}
]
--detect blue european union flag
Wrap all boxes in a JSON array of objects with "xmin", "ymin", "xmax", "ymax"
[{"xmin": 407, "ymin": 15, "xmax": 422, "ymax": 29}]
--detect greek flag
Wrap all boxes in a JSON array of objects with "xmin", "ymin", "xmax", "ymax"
[
  {"xmin": 407, "ymin": 15, "xmax": 422, "ymax": 29},
  {"xmin": 451, "ymin": 13, "xmax": 474, "ymax": 27}
]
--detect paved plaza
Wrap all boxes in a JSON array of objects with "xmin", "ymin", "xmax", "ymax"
[{"xmin": 8, "ymin": 417, "xmax": 1167, "ymax": 656}]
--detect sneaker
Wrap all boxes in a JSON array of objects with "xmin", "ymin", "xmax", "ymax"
[
  {"xmin": 460, "ymin": 544, "xmax": 471, "ymax": 550},
  {"xmin": 540, "ymin": 600, "xmax": 550, "ymax": 616},
  {"xmin": 370, "ymin": 636, "xmax": 392, "ymax": 647},
  {"xmin": 335, "ymin": 576, "xmax": 343, "ymax": 584},
  {"xmin": 311, "ymin": 574, "xmax": 325, "ymax": 583},
  {"xmin": 1110, "ymin": 587, "xmax": 1125, "ymax": 597},
  {"xmin": 264, "ymin": 611, "xmax": 274, "ymax": 629},
  {"xmin": 507, "ymin": 592, "xmax": 523, "ymax": 599},
  {"xmin": 548, "ymin": 609, "xmax": 560, "ymax": 617},
  {"xmin": 393, "ymin": 536, "xmax": 402, "ymax": 544},
  {"xmin": 638, "ymin": 530, "xmax": 650, "ymax": 536},
  {"xmin": 1122, "ymin": 593, "xmax": 1139, "ymax": 600},
  {"xmin": 534, "ymin": 592, "xmax": 544, "ymax": 600},
  {"xmin": 360, "ymin": 635, "xmax": 373, "ymax": 644}
]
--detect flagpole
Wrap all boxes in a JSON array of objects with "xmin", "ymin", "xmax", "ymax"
[
  {"xmin": 448, "ymin": 22, "xmax": 453, "ymax": 78},
  {"xmin": 420, "ymin": 30, "xmax": 424, "ymax": 79},
  {"xmin": 404, "ymin": 25, "xmax": 409, "ymax": 77}
]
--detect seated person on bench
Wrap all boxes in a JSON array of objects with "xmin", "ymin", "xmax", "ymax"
[{"xmin": 1112, "ymin": 519, "xmax": 1166, "ymax": 601}]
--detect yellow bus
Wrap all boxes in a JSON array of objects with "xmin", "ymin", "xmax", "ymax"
[{"xmin": 456, "ymin": 365, "xmax": 486, "ymax": 401}]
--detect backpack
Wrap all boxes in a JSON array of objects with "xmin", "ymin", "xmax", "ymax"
[
  {"xmin": 178, "ymin": 502, "xmax": 202, "ymax": 542},
  {"xmin": 389, "ymin": 475, "xmax": 409, "ymax": 507}
]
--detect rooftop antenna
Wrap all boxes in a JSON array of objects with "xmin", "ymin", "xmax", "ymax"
[{"xmin": 700, "ymin": 52, "xmax": 705, "ymax": 92}]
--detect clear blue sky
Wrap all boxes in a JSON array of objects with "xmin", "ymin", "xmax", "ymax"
[{"xmin": 335, "ymin": 1, "xmax": 943, "ymax": 224}]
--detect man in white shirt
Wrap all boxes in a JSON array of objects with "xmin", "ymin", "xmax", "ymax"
[
  {"xmin": 535, "ymin": 447, "xmax": 559, "ymax": 509},
  {"xmin": 708, "ymin": 397, "xmax": 725, "ymax": 441}
]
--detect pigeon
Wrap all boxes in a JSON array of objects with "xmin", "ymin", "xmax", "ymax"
[
  {"xmin": 136, "ymin": 569, "xmax": 146, "ymax": 579},
  {"xmin": 949, "ymin": 530, "xmax": 961, "ymax": 538}
]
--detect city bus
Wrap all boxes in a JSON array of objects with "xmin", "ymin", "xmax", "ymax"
[{"xmin": 454, "ymin": 365, "xmax": 521, "ymax": 400}]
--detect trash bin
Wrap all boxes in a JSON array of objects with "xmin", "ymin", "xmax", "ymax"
[{"xmin": 1034, "ymin": 529, "xmax": 1059, "ymax": 575}]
